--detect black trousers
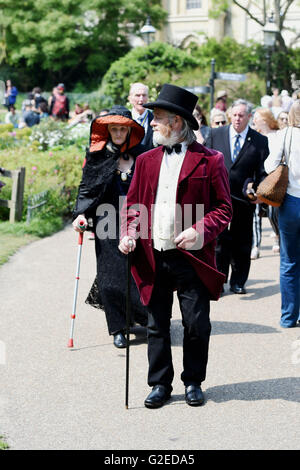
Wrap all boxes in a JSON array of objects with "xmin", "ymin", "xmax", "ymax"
[
  {"xmin": 147, "ymin": 249, "xmax": 211, "ymax": 392},
  {"xmin": 216, "ymin": 198, "xmax": 254, "ymax": 287}
]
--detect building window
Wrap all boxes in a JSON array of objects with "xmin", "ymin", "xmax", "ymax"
[{"xmin": 186, "ymin": 0, "xmax": 201, "ymax": 8}]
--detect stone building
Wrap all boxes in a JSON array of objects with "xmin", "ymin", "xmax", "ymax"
[{"xmin": 154, "ymin": 0, "xmax": 300, "ymax": 49}]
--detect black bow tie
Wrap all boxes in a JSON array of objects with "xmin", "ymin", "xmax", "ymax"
[{"xmin": 163, "ymin": 143, "xmax": 182, "ymax": 155}]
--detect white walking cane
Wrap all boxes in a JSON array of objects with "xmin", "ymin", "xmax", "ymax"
[{"xmin": 68, "ymin": 221, "xmax": 86, "ymax": 348}]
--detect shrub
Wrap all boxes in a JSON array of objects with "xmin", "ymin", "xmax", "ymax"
[
  {"xmin": 100, "ymin": 41, "xmax": 199, "ymax": 104},
  {"xmin": 99, "ymin": 39, "xmax": 267, "ymax": 115}
]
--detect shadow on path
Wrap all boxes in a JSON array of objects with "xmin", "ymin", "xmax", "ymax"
[
  {"xmin": 170, "ymin": 320, "xmax": 279, "ymax": 346},
  {"xmin": 206, "ymin": 377, "xmax": 300, "ymax": 403}
]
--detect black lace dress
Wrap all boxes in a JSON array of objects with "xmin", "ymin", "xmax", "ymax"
[{"xmin": 73, "ymin": 147, "xmax": 148, "ymax": 335}]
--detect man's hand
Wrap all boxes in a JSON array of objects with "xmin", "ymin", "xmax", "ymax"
[
  {"xmin": 245, "ymin": 182, "xmax": 263, "ymax": 204},
  {"xmin": 72, "ymin": 215, "xmax": 88, "ymax": 232},
  {"xmin": 118, "ymin": 236, "xmax": 136, "ymax": 255},
  {"xmin": 174, "ymin": 227, "xmax": 200, "ymax": 250}
]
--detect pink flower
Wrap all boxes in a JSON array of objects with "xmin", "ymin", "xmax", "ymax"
[
  {"xmin": 49, "ymin": 152, "xmax": 53, "ymax": 156},
  {"xmin": 32, "ymin": 166, "xmax": 37, "ymax": 171}
]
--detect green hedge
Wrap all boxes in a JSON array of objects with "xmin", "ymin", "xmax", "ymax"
[
  {"xmin": 99, "ymin": 38, "xmax": 299, "ymax": 114},
  {"xmin": 0, "ymin": 121, "xmax": 88, "ymax": 236}
]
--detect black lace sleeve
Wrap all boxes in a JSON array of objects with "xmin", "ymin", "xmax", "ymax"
[{"xmin": 72, "ymin": 148, "xmax": 118, "ymax": 220}]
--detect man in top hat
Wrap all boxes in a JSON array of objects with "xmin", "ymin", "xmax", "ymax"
[{"xmin": 119, "ymin": 84, "xmax": 232, "ymax": 408}]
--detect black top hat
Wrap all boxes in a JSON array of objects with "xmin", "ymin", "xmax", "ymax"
[{"xmin": 144, "ymin": 84, "xmax": 199, "ymax": 130}]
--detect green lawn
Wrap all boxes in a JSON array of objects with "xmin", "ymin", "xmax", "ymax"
[
  {"xmin": 0, "ymin": 436, "xmax": 9, "ymax": 450},
  {"xmin": 0, "ymin": 232, "xmax": 37, "ymax": 266}
]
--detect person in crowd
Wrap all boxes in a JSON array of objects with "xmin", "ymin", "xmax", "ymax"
[
  {"xmin": 225, "ymin": 106, "xmax": 232, "ymax": 124},
  {"xmin": 5, "ymin": 105, "xmax": 20, "ymax": 128},
  {"xmin": 206, "ymin": 99, "xmax": 269, "ymax": 294},
  {"xmin": 32, "ymin": 87, "xmax": 47, "ymax": 112},
  {"xmin": 0, "ymin": 167, "xmax": 5, "ymax": 193},
  {"xmin": 292, "ymin": 89, "xmax": 300, "ymax": 101},
  {"xmin": 38, "ymin": 101, "xmax": 49, "ymax": 119},
  {"xmin": 214, "ymin": 90, "xmax": 227, "ymax": 112},
  {"xmin": 68, "ymin": 102, "xmax": 94, "ymax": 126},
  {"xmin": 264, "ymin": 100, "xmax": 300, "ymax": 328},
  {"xmin": 22, "ymin": 100, "xmax": 40, "ymax": 127},
  {"xmin": 210, "ymin": 110, "xmax": 227, "ymax": 128},
  {"xmin": 72, "ymin": 105, "xmax": 148, "ymax": 348},
  {"xmin": 119, "ymin": 84, "xmax": 232, "ymax": 409},
  {"xmin": 48, "ymin": 87, "xmax": 57, "ymax": 111},
  {"xmin": 193, "ymin": 104, "xmax": 210, "ymax": 144},
  {"xmin": 280, "ymin": 90, "xmax": 293, "ymax": 113},
  {"xmin": 271, "ymin": 87, "xmax": 282, "ymax": 118},
  {"xmin": 252, "ymin": 107, "xmax": 280, "ymax": 257},
  {"xmin": 50, "ymin": 83, "xmax": 69, "ymax": 120},
  {"xmin": 128, "ymin": 82, "xmax": 154, "ymax": 152},
  {"xmin": 277, "ymin": 110, "xmax": 289, "ymax": 130},
  {"xmin": 68, "ymin": 103, "xmax": 83, "ymax": 120},
  {"xmin": 4, "ymin": 80, "xmax": 18, "ymax": 109},
  {"xmin": 260, "ymin": 95, "xmax": 272, "ymax": 109}
]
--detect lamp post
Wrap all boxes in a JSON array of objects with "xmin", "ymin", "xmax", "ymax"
[
  {"xmin": 263, "ymin": 13, "xmax": 278, "ymax": 95},
  {"xmin": 140, "ymin": 15, "xmax": 156, "ymax": 46}
]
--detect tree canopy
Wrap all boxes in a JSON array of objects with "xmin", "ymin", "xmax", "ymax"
[{"xmin": 0, "ymin": 0, "xmax": 167, "ymax": 90}]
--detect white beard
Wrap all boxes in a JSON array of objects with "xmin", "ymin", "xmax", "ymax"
[{"xmin": 153, "ymin": 130, "xmax": 180, "ymax": 147}]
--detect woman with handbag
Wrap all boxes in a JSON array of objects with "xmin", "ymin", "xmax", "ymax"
[
  {"xmin": 264, "ymin": 100, "xmax": 300, "ymax": 328},
  {"xmin": 251, "ymin": 107, "xmax": 280, "ymax": 258}
]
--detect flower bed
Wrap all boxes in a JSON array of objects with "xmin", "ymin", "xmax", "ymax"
[{"xmin": 0, "ymin": 119, "xmax": 89, "ymax": 236}]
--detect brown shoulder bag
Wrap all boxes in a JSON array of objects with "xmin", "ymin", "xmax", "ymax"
[{"xmin": 256, "ymin": 129, "xmax": 292, "ymax": 207}]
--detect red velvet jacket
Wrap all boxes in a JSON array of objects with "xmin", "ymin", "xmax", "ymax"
[{"xmin": 120, "ymin": 141, "xmax": 232, "ymax": 305}]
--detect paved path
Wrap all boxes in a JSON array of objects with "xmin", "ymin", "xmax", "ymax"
[{"xmin": 0, "ymin": 220, "xmax": 299, "ymax": 450}]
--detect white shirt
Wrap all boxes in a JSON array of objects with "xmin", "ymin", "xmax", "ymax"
[
  {"xmin": 229, "ymin": 125, "xmax": 249, "ymax": 161},
  {"xmin": 132, "ymin": 108, "xmax": 149, "ymax": 136},
  {"xmin": 152, "ymin": 142, "xmax": 188, "ymax": 250},
  {"xmin": 265, "ymin": 127, "xmax": 300, "ymax": 198}
]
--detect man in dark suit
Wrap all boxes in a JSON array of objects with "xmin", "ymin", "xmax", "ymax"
[
  {"xmin": 128, "ymin": 82, "xmax": 154, "ymax": 152},
  {"xmin": 206, "ymin": 99, "xmax": 269, "ymax": 294}
]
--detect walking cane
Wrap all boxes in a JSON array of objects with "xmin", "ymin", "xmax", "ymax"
[
  {"xmin": 125, "ymin": 239, "xmax": 133, "ymax": 409},
  {"xmin": 68, "ymin": 220, "xmax": 86, "ymax": 348}
]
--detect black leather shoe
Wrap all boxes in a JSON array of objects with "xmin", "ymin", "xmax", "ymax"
[
  {"xmin": 185, "ymin": 385, "xmax": 205, "ymax": 406},
  {"xmin": 230, "ymin": 284, "xmax": 246, "ymax": 294},
  {"xmin": 113, "ymin": 331, "xmax": 127, "ymax": 349},
  {"xmin": 144, "ymin": 385, "xmax": 171, "ymax": 409}
]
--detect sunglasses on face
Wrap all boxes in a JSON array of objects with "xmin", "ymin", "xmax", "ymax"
[{"xmin": 215, "ymin": 120, "xmax": 226, "ymax": 125}]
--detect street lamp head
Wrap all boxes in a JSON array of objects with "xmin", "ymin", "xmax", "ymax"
[
  {"xmin": 140, "ymin": 16, "xmax": 156, "ymax": 45},
  {"xmin": 263, "ymin": 14, "xmax": 278, "ymax": 47}
]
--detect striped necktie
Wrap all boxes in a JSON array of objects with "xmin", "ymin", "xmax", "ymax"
[
  {"xmin": 232, "ymin": 134, "xmax": 241, "ymax": 161},
  {"xmin": 137, "ymin": 112, "xmax": 148, "ymax": 127}
]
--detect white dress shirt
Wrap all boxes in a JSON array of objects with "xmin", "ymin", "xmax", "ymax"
[
  {"xmin": 152, "ymin": 142, "xmax": 188, "ymax": 250},
  {"xmin": 229, "ymin": 125, "xmax": 249, "ymax": 161},
  {"xmin": 132, "ymin": 109, "xmax": 149, "ymax": 136}
]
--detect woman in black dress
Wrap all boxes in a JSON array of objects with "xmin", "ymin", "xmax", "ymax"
[{"xmin": 72, "ymin": 106, "xmax": 148, "ymax": 348}]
